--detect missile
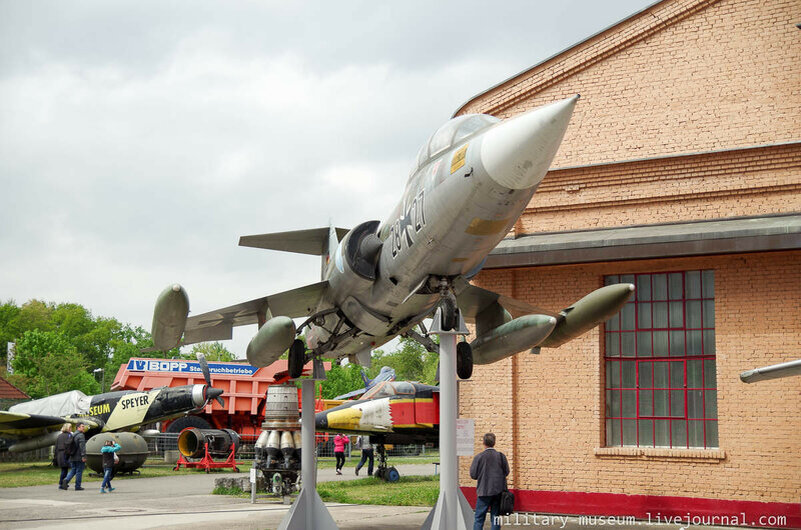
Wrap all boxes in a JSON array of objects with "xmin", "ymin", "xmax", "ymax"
[
  {"xmin": 151, "ymin": 284, "xmax": 189, "ymax": 351},
  {"xmin": 471, "ymin": 314, "xmax": 558, "ymax": 365},
  {"xmin": 246, "ymin": 316, "xmax": 297, "ymax": 367},
  {"xmin": 539, "ymin": 283, "xmax": 635, "ymax": 348},
  {"xmin": 740, "ymin": 359, "xmax": 801, "ymax": 383}
]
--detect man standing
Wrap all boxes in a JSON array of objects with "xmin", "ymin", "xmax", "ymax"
[
  {"xmin": 62, "ymin": 423, "xmax": 87, "ymax": 491},
  {"xmin": 354, "ymin": 435, "xmax": 373, "ymax": 476},
  {"xmin": 469, "ymin": 432, "xmax": 509, "ymax": 530},
  {"xmin": 54, "ymin": 423, "xmax": 72, "ymax": 490}
]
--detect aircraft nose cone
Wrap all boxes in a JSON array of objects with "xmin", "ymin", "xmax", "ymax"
[
  {"xmin": 480, "ymin": 94, "xmax": 579, "ymax": 190},
  {"xmin": 315, "ymin": 412, "xmax": 328, "ymax": 430},
  {"xmin": 207, "ymin": 387, "xmax": 224, "ymax": 401}
]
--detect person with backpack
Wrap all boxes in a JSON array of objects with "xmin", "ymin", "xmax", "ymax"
[
  {"xmin": 54, "ymin": 423, "xmax": 73, "ymax": 490},
  {"xmin": 100, "ymin": 439, "xmax": 121, "ymax": 493},
  {"xmin": 469, "ymin": 432, "xmax": 510, "ymax": 530},
  {"xmin": 62, "ymin": 423, "xmax": 87, "ymax": 491}
]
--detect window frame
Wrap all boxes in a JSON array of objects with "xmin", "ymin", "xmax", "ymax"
[{"xmin": 604, "ymin": 270, "xmax": 718, "ymax": 449}]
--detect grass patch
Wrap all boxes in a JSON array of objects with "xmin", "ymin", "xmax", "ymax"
[
  {"xmin": 0, "ymin": 460, "xmax": 220, "ymax": 488},
  {"xmin": 318, "ymin": 475, "xmax": 438, "ymax": 507},
  {"xmin": 212, "ymin": 484, "xmax": 249, "ymax": 497}
]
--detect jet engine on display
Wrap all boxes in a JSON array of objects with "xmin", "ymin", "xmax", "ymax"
[{"xmin": 149, "ymin": 95, "xmax": 635, "ymax": 385}]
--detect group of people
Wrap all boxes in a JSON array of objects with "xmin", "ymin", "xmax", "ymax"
[
  {"xmin": 332, "ymin": 433, "xmax": 374, "ymax": 476},
  {"xmin": 54, "ymin": 422, "xmax": 121, "ymax": 493}
]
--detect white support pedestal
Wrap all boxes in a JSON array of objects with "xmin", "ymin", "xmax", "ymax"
[
  {"xmin": 421, "ymin": 308, "xmax": 473, "ymax": 530},
  {"xmin": 279, "ymin": 364, "xmax": 338, "ymax": 530}
]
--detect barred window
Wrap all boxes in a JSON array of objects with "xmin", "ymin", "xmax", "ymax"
[{"xmin": 604, "ymin": 271, "xmax": 718, "ymax": 448}]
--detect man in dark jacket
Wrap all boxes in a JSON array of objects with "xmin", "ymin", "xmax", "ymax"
[
  {"xmin": 54, "ymin": 423, "xmax": 73, "ymax": 490},
  {"xmin": 469, "ymin": 432, "xmax": 509, "ymax": 530},
  {"xmin": 62, "ymin": 423, "xmax": 87, "ymax": 491}
]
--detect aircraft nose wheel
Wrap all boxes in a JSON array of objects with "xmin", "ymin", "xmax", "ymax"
[
  {"xmin": 288, "ymin": 339, "xmax": 306, "ymax": 379},
  {"xmin": 457, "ymin": 341, "xmax": 473, "ymax": 379},
  {"xmin": 438, "ymin": 294, "xmax": 458, "ymax": 331}
]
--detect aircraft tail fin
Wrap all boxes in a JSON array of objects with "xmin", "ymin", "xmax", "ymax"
[
  {"xmin": 360, "ymin": 368, "xmax": 371, "ymax": 387},
  {"xmin": 323, "ymin": 223, "xmax": 342, "ymax": 280}
]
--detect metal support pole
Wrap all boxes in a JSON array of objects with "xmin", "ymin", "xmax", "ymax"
[
  {"xmin": 278, "ymin": 377, "xmax": 338, "ymax": 530},
  {"xmin": 421, "ymin": 308, "xmax": 473, "ymax": 530}
]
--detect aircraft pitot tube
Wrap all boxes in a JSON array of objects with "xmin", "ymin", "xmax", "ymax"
[{"xmin": 471, "ymin": 283, "xmax": 635, "ymax": 365}]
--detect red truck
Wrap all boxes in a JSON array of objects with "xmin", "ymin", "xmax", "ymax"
[{"xmin": 112, "ymin": 357, "xmax": 333, "ymax": 436}]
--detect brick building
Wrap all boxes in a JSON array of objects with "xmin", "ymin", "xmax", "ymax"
[{"xmin": 456, "ymin": 0, "xmax": 800, "ymax": 527}]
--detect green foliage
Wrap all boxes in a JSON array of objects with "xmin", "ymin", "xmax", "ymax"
[
  {"xmin": 212, "ymin": 484, "xmax": 247, "ymax": 496},
  {"xmin": 10, "ymin": 330, "xmax": 100, "ymax": 398},
  {"xmin": 319, "ymin": 362, "xmax": 366, "ymax": 399},
  {"xmin": 0, "ymin": 299, "xmax": 166, "ymax": 397},
  {"xmin": 369, "ymin": 336, "xmax": 439, "ymax": 384},
  {"xmin": 185, "ymin": 342, "xmax": 237, "ymax": 362}
]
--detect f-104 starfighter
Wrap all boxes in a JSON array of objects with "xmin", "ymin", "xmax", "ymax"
[{"xmin": 151, "ymin": 95, "xmax": 634, "ymax": 378}]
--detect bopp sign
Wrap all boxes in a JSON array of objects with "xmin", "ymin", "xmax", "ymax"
[{"xmin": 126, "ymin": 359, "xmax": 259, "ymax": 376}]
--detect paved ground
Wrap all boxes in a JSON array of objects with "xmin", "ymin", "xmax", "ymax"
[{"xmin": 0, "ymin": 463, "xmax": 748, "ymax": 530}]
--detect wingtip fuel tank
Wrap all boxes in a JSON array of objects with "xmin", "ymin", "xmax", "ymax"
[{"xmin": 151, "ymin": 284, "xmax": 189, "ymax": 351}]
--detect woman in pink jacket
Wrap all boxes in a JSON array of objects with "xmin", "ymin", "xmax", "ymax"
[{"xmin": 333, "ymin": 434, "xmax": 348, "ymax": 475}]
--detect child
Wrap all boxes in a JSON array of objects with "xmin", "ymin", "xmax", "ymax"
[{"xmin": 100, "ymin": 439, "xmax": 121, "ymax": 493}]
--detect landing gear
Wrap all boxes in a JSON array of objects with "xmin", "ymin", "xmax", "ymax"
[
  {"xmin": 456, "ymin": 341, "xmax": 473, "ymax": 379},
  {"xmin": 374, "ymin": 444, "xmax": 401, "ymax": 483},
  {"xmin": 439, "ymin": 296, "xmax": 458, "ymax": 331},
  {"xmin": 288, "ymin": 339, "xmax": 306, "ymax": 379}
]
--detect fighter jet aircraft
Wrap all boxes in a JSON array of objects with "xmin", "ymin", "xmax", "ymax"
[
  {"xmin": 151, "ymin": 96, "xmax": 635, "ymax": 379},
  {"xmin": 0, "ymin": 354, "xmax": 223, "ymax": 454},
  {"xmin": 316, "ymin": 379, "xmax": 439, "ymax": 481}
]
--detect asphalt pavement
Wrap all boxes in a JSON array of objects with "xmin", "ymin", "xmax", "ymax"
[{"xmin": 0, "ymin": 463, "xmax": 747, "ymax": 530}]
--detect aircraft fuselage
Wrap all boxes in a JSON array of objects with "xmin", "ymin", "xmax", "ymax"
[{"xmin": 306, "ymin": 97, "xmax": 579, "ymax": 359}]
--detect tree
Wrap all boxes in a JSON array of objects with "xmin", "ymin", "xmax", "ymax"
[
  {"xmin": 319, "ymin": 362, "xmax": 366, "ymax": 399},
  {"xmin": 10, "ymin": 330, "xmax": 100, "ymax": 398},
  {"xmin": 188, "ymin": 342, "xmax": 237, "ymax": 362},
  {"xmin": 368, "ymin": 336, "xmax": 438, "ymax": 384}
]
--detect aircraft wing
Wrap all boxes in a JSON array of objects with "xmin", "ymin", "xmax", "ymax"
[
  {"xmin": 0, "ymin": 411, "xmax": 100, "ymax": 438},
  {"xmin": 454, "ymin": 278, "xmax": 558, "ymax": 321},
  {"xmin": 183, "ymin": 281, "xmax": 329, "ymax": 345}
]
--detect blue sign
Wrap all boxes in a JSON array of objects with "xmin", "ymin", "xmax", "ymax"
[{"xmin": 126, "ymin": 359, "xmax": 259, "ymax": 376}]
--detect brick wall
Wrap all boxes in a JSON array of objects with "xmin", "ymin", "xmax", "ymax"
[
  {"xmin": 455, "ymin": 0, "xmax": 801, "ymax": 511},
  {"xmin": 457, "ymin": 0, "xmax": 801, "ymax": 169},
  {"xmin": 460, "ymin": 251, "xmax": 801, "ymax": 503}
]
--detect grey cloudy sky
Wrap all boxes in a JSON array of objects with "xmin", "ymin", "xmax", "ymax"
[{"xmin": 0, "ymin": 0, "xmax": 652, "ymax": 358}]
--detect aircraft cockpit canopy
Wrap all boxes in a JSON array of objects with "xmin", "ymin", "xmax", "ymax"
[
  {"xmin": 361, "ymin": 380, "xmax": 416, "ymax": 400},
  {"xmin": 414, "ymin": 114, "xmax": 500, "ymax": 172}
]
